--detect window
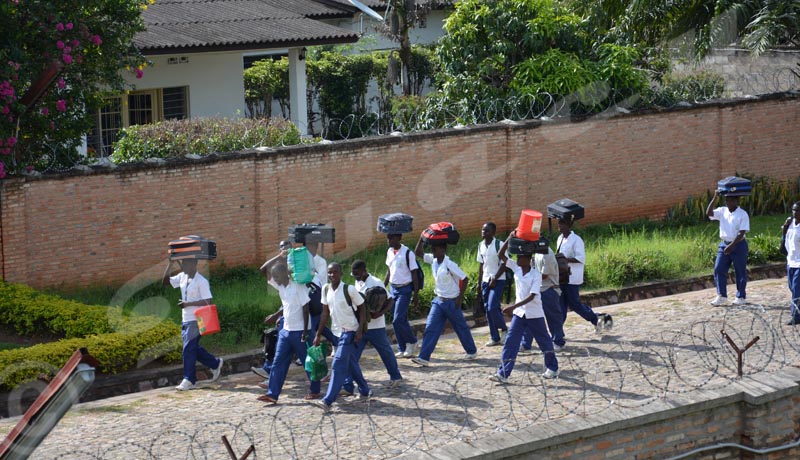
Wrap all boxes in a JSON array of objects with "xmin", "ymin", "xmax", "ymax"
[{"xmin": 88, "ymin": 86, "xmax": 188, "ymax": 156}]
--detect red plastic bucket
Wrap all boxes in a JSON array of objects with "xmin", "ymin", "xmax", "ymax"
[
  {"xmin": 195, "ymin": 305, "xmax": 220, "ymax": 336},
  {"xmin": 516, "ymin": 210, "xmax": 543, "ymax": 241}
]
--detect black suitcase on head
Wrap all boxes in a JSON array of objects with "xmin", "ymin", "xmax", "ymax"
[
  {"xmin": 288, "ymin": 223, "xmax": 336, "ymax": 244},
  {"xmin": 717, "ymin": 176, "xmax": 752, "ymax": 197},
  {"xmin": 168, "ymin": 235, "xmax": 217, "ymax": 260},
  {"xmin": 509, "ymin": 237, "xmax": 549, "ymax": 255},
  {"xmin": 547, "ymin": 198, "xmax": 585, "ymax": 223}
]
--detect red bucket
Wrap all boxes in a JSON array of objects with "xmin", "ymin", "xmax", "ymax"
[
  {"xmin": 195, "ymin": 305, "xmax": 220, "ymax": 336},
  {"xmin": 516, "ymin": 210, "xmax": 542, "ymax": 241}
]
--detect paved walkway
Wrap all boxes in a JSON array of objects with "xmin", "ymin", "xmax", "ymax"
[{"xmin": 1, "ymin": 279, "xmax": 798, "ymax": 459}]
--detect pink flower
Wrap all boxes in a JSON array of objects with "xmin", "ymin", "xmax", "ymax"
[
  {"xmin": 62, "ymin": 54, "xmax": 73, "ymax": 64},
  {"xmin": 56, "ymin": 23, "xmax": 64, "ymax": 31},
  {"xmin": 0, "ymin": 162, "xmax": 6, "ymax": 179},
  {"xmin": 49, "ymin": 121, "xmax": 55, "ymax": 129},
  {"xmin": 64, "ymin": 46, "xmax": 71, "ymax": 53},
  {"xmin": 25, "ymin": 166, "xmax": 33, "ymax": 172},
  {"xmin": 71, "ymin": 39, "xmax": 80, "ymax": 47},
  {"xmin": 41, "ymin": 107, "xmax": 49, "ymax": 116},
  {"xmin": 56, "ymin": 40, "xmax": 65, "ymax": 49},
  {"xmin": 6, "ymin": 137, "xmax": 16, "ymax": 147},
  {"xmin": 135, "ymin": 68, "xmax": 144, "ymax": 79},
  {"xmin": 57, "ymin": 78, "xmax": 65, "ymax": 89},
  {"xmin": 91, "ymin": 35, "xmax": 102, "ymax": 46},
  {"xmin": 66, "ymin": 22, "xmax": 73, "ymax": 30},
  {"xmin": 56, "ymin": 99, "xmax": 67, "ymax": 112}
]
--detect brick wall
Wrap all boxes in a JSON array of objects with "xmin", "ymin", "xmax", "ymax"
[{"xmin": 1, "ymin": 94, "xmax": 798, "ymax": 289}]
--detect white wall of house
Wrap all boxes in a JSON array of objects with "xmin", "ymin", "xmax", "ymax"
[
  {"xmin": 324, "ymin": 9, "xmax": 450, "ymax": 51},
  {"xmin": 124, "ymin": 51, "xmax": 248, "ymax": 118}
]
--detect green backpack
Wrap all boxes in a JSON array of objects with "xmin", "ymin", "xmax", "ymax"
[{"xmin": 287, "ymin": 247, "xmax": 314, "ymax": 284}]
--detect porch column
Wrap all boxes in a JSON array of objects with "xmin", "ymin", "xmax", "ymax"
[{"xmin": 288, "ymin": 47, "xmax": 308, "ymax": 135}]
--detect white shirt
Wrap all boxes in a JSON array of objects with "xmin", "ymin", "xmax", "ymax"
[
  {"xmin": 505, "ymin": 259, "xmax": 543, "ymax": 319},
  {"xmin": 170, "ymin": 272, "xmax": 212, "ymax": 323},
  {"xmin": 710, "ymin": 206, "xmax": 750, "ymax": 241},
  {"xmin": 477, "ymin": 238, "xmax": 506, "ymax": 282},
  {"xmin": 313, "ymin": 254, "xmax": 328, "ymax": 286},
  {"xmin": 386, "ymin": 245, "xmax": 419, "ymax": 285},
  {"xmin": 556, "ymin": 231, "xmax": 586, "ymax": 285},
  {"xmin": 787, "ymin": 221, "xmax": 800, "ymax": 268},
  {"xmin": 268, "ymin": 279, "xmax": 310, "ymax": 332},
  {"xmin": 423, "ymin": 254, "xmax": 466, "ymax": 299},
  {"xmin": 534, "ymin": 247, "xmax": 560, "ymax": 293},
  {"xmin": 355, "ymin": 274, "xmax": 393, "ymax": 330},
  {"xmin": 323, "ymin": 282, "xmax": 364, "ymax": 332}
]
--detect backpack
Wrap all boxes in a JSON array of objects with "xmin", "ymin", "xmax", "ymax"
[
  {"xmin": 287, "ymin": 247, "xmax": 314, "ymax": 284},
  {"xmin": 421, "ymin": 222, "xmax": 460, "ymax": 245},
  {"xmin": 404, "ymin": 247, "xmax": 425, "ymax": 290},
  {"xmin": 494, "ymin": 239, "xmax": 516, "ymax": 281},
  {"xmin": 323, "ymin": 283, "xmax": 367, "ymax": 333},
  {"xmin": 306, "ymin": 282, "xmax": 323, "ymax": 316}
]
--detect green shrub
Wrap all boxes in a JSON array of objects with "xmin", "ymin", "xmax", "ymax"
[
  {"xmin": 747, "ymin": 233, "xmax": 783, "ymax": 265},
  {"xmin": 647, "ymin": 70, "xmax": 726, "ymax": 105},
  {"xmin": 0, "ymin": 322, "xmax": 181, "ymax": 391},
  {"xmin": 111, "ymin": 117, "xmax": 301, "ymax": 162},
  {"xmin": 589, "ymin": 248, "xmax": 673, "ymax": 288}
]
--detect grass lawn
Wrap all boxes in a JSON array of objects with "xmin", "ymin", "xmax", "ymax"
[{"xmin": 48, "ymin": 214, "xmax": 787, "ymax": 356}]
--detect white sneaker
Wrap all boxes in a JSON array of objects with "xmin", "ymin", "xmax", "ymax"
[
  {"xmin": 357, "ymin": 390, "xmax": 373, "ymax": 401},
  {"xmin": 312, "ymin": 399, "xmax": 332, "ymax": 413},
  {"xmin": 603, "ymin": 314, "xmax": 614, "ymax": 331},
  {"xmin": 594, "ymin": 319, "xmax": 604, "ymax": 335},
  {"xmin": 485, "ymin": 339, "xmax": 501, "ymax": 347},
  {"xmin": 395, "ymin": 350, "xmax": 404, "ymax": 358},
  {"xmin": 732, "ymin": 297, "xmax": 747, "ymax": 305},
  {"xmin": 411, "ymin": 357, "xmax": 430, "ymax": 367},
  {"xmin": 388, "ymin": 379, "xmax": 403, "ymax": 388},
  {"xmin": 500, "ymin": 331, "xmax": 508, "ymax": 344},
  {"xmin": 402, "ymin": 342, "xmax": 417, "ymax": 358},
  {"xmin": 541, "ymin": 368, "xmax": 559, "ymax": 379},
  {"xmin": 210, "ymin": 358, "xmax": 223, "ymax": 382},
  {"xmin": 251, "ymin": 366, "xmax": 269, "ymax": 379},
  {"xmin": 553, "ymin": 344, "xmax": 564, "ymax": 352},
  {"xmin": 175, "ymin": 379, "xmax": 196, "ymax": 391},
  {"xmin": 710, "ymin": 295, "xmax": 729, "ymax": 306},
  {"xmin": 464, "ymin": 353, "xmax": 477, "ymax": 360},
  {"xmin": 488, "ymin": 373, "xmax": 508, "ymax": 384}
]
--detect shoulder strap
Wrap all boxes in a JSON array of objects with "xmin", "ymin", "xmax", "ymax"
[
  {"xmin": 322, "ymin": 284, "xmax": 329, "ymax": 301},
  {"xmin": 343, "ymin": 283, "xmax": 352, "ymax": 307},
  {"xmin": 405, "ymin": 246, "xmax": 411, "ymax": 268},
  {"xmin": 495, "ymin": 239, "xmax": 500, "ymax": 252}
]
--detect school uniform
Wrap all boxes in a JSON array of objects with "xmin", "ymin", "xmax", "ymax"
[
  {"xmin": 343, "ymin": 275, "xmax": 403, "ymax": 393},
  {"xmin": 386, "ymin": 244, "xmax": 419, "ymax": 353},
  {"xmin": 785, "ymin": 219, "xmax": 800, "ymax": 320},
  {"xmin": 170, "ymin": 272, "xmax": 221, "ymax": 384},
  {"xmin": 497, "ymin": 258, "xmax": 557, "ymax": 378},
  {"xmin": 265, "ymin": 280, "xmax": 321, "ymax": 400},
  {"xmin": 415, "ymin": 254, "xmax": 477, "ymax": 362},
  {"xmin": 477, "ymin": 238, "xmax": 508, "ymax": 343},
  {"xmin": 710, "ymin": 206, "xmax": 750, "ymax": 300},
  {"xmin": 556, "ymin": 231, "xmax": 600, "ymax": 328},
  {"xmin": 523, "ymin": 248, "xmax": 565, "ymax": 349},
  {"xmin": 320, "ymin": 282, "xmax": 370, "ymax": 405}
]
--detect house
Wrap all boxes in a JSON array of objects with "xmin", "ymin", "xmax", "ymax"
[{"xmin": 88, "ymin": 0, "xmax": 456, "ymax": 155}]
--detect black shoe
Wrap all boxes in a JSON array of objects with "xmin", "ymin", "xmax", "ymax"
[
  {"xmin": 603, "ymin": 314, "xmax": 614, "ymax": 331},
  {"xmin": 787, "ymin": 318, "xmax": 800, "ymax": 326}
]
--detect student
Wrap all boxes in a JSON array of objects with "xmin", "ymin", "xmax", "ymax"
[
  {"xmin": 521, "ymin": 245, "xmax": 566, "ymax": 353},
  {"xmin": 556, "ymin": 217, "xmax": 612, "ymax": 339},
  {"xmin": 706, "ymin": 190, "xmax": 750, "ymax": 305},
  {"xmin": 252, "ymin": 240, "xmax": 293, "ymax": 382},
  {"xmin": 341, "ymin": 260, "xmax": 403, "ymax": 393},
  {"xmin": 476, "ymin": 222, "xmax": 509, "ymax": 347},
  {"xmin": 384, "ymin": 233, "xmax": 421, "ymax": 358},
  {"xmin": 490, "ymin": 234, "xmax": 559, "ymax": 382},
  {"xmin": 782, "ymin": 201, "xmax": 800, "ymax": 324},
  {"xmin": 256, "ymin": 252, "xmax": 321, "ymax": 403},
  {"xmin": 313, "ymin": 263, "xmax": 371, "ymax": 412},
  {"xmin": 162, "ymin": 258, "xmax": 223, "ymax": 391},
  {"xmin": 411, "ymin": 238, "xmax": 477, "ymax": 366}
]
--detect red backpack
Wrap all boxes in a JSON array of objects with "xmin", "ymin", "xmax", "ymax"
[{"xmin": 421, "ymin": 222, "xmax": 460, "ymax": 246}]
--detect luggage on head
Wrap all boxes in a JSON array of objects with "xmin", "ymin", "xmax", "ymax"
[
  {"xmin": 377, "ymin": 213, "xmax": 414, "ymax": 234},
  {"xmin": 717, "ymin": 176, "xmax": 752, "ymax": 197},
  {"xmin": 547, "ymin": 198, "xmax": 585, "ymax": 223},
  {"xmin": 288, "ymin": 223, "xmax": 336, "ymax": 244},
  {"xmin": 421, "ymin": 222, "xmax": 460, "ymax": 246},
  {"xmin": 168, "ymin": 235, "xmax": 217, "ymax": 260}
]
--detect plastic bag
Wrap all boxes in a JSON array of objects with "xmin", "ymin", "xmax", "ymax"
[{"xmin": 304, "ymin": 342, "xmax": 329, "ymax": 381}]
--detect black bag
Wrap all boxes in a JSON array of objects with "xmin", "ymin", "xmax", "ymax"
[
  {"xmin": 717, "ymin": 176, "xmax": 752, "ymax": 197},
  {"xmin": 378, "ymin": 213, "xmax": 414, "ymax": 234},
  {"xmin": 262, "ymin": 327, "xmax": 279, "ymax": 362},
  {"xmin": 288, "ymin": 223, "xmax": 336, "ymax": 244},
  {"xmin": 307, "ymin": 283, "xmax": 323, "ymax": 316},
  {"xmin": 363, "ymin": 286, "xmax": 389, "ymax": 313},
  {"xmin": 781, "ymin": 232, "xmax": 788, "ymax": 256},
  {"xmin": 555, "ymin": 253, "xmax": 571, "ymax": 285},
  {"xmin": 405, "ymin": 248, "xmax": 425, "ymax": 290},
  {"xmin": 421, "ymin": 222, "xmax": 460, "ymax": 246},
  {"xmin": 547, "ymin": 198, "xmax": 585, "ymax": 223},
  {"xmin": 508, "ymin": 236, "xmax": 549, "ymax": 255}
]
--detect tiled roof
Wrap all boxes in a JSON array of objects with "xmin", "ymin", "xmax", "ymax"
[
  {"xmin": 137, "ymin": 0, "xmax": 360, "ymax": 54},
  {"xmin": 327, "ymin": 0, "xmax": 455, "ymax": 9}
]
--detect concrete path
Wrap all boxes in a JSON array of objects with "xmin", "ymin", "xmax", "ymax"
[{"xmin": 0, "ymin": 279, "xmax": 797, "ymax": 459}]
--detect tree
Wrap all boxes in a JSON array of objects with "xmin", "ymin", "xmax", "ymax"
[
  {"xmin": 380, "ymin": 0, "xmax": 433, "ymax": 95},
  {"xmin": 0, "ymin": 0, "xmax": 149, "ymax": 177},
  {"xmin": 243, "ymin": 57, "xmax": 289, "ymax": 119}
]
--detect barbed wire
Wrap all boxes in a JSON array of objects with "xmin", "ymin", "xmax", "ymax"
[
  {"xmin": 13, "ymin": 68, "xmax": 798, "ymax": 174},
  {"xmin": 10, "ymin": 297, "xmax": 800, "ymax": 459}
]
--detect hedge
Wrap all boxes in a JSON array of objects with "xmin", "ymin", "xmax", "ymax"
[{"xmin": 0, "ymin": 281, "xmax": 181, "ymax": 390}]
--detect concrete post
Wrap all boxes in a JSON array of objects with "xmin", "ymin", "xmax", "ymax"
[{"xmin": 288, "ymin": 47, "xmax": 308, "ymax": 135}]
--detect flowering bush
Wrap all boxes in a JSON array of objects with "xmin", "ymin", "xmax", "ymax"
[
  {"xmin": 111, "ymin": 117, "xmax": 302, "ymax": 162},
  {"xmin": 0, "ymin": 0, "xmax": 151, "ymax": 177}
]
